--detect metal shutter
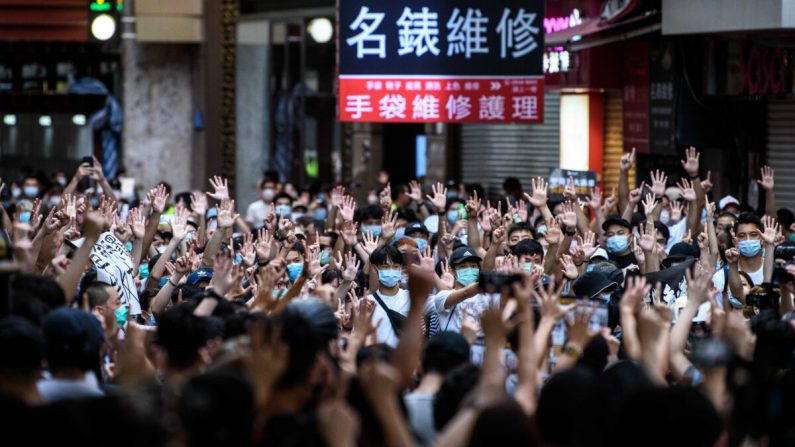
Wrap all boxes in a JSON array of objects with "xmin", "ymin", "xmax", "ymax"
[
  {"xmin": 602, "ymin": 92, "xmax": 634, "ymax": 192},
  {"xmin": 459, "ymin": 92, "xmax": 561, "ymax": 200},
  {"xmin": 768, "ymin": 102, "xmax": 795, "ymax": 211}
]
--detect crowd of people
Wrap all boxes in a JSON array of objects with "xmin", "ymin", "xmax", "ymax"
[{"xmin": 0, "ymin": 148, "xmax": 794, "ymax": 446}]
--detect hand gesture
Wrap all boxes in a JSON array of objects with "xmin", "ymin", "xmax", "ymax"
[
  {"xmin": 620, "ymin": 147, "xmax": 636, "ymax": 172},
  {"xmin": 602, "ymin": 188, "xmax": 618, "ymax": 215},
  {"xmin": 514, "ymin": 200, "xmax": 528, "ymax": 222},
  {"xmin": 170, "ymin": 207, "xmax": 189, "ymax": 240},
  {"xmin": 560, "ymin": 254, "xmax": 579, "ymax": 280},
  {"xmin": 681, "ymin": 146, "xmax": 700, "ymax": 178},
  {"xmin": 111, "ymin": 215, "xmax": 131, "ymax": 242},
  {"xmin": 240, "ymin": 232, "xmax": 257, "ymax": 266},
  {"xmin": 628, "ymin": 183, "xmax": 644, "ymax": 204},
  {"xmin": 379, "ymin": 183, "xmax": 392, "ymax": 210},
  {"xmin": 642, "ymin": 192, "xmax": 658, "ymax": 217},
  {"xmin": 339, "ymin": 195, "xmax": 356, "ymax": 223},
  {"xmin": 577, "ymin": 231, "xmax": 597, "ymax": 259},
  {"xmin": 620, "ymin": 275, "xmax": 651, "ymax": 316},
  {"xmin": 563, "ymin": 176, "xmax": 577, "ymax": 200},
  {"xmin": 633, "ymin": 245, "xmax": 646, "ymax": 266},
  {"xmin": 638, "ymin": 220, "xmax": 656, "ymax": 253},
  {"xmin": 589, "ymin": 187, "xmax": 603, "ymax": 211},
  {"xmin": 650, "ymin": 170, "xmax": 668, "ymax": 198},
  {"xmin": 210, "ymin": 251, "xmax": 239, "ymax": 297},
  {"xmin": 362, "ymin": 230, "xmax": 379, "ymax": 253},
  {"xmin": 676, "ymin": 178, "xmax": 696, "ymax": 202},
  {"xmin": 491, "ymin": 226, "xmax": 505, "ymax": 244},
  {"xmin": 174, "ymin": 254, "xmax": 192, "ymax": 275},
  {"xmin": 531, "ymin": 278, "xmax": 571, "ymax": 320},
  {"xmin": 29, "ymin": 199, "xmax": 43, "ymax": 230},
  {"xmin": 566, "ymin": 302, "xmax": 599, "ymax": 347},
  {"xmin": 560, "ymin": 201, "xmax": 577, "ymax": 229},
  {"xmin": 255, "ymin": 228, "xmax": 273, "ymax": 262},
  {"xmin": 439, "ymin": 259, "xmax": 455, "ymax": 290},
  {"xmin": 761, "ymin": 215, "xmax": 780, "ymax": 245},
  {"xmin": 757, "ymin": 165, "xmax": 775, "ymax": 191},
  {"xmin": 129, "ymin": 208, "xmax": 146, "ymax": 239},
  {"xmin": 544, "ymin": 218, "xmax": 562, "ymax": 245},
  {"xmin": 380, "ymin": 209, "xmax": 399, "ymax": 241},
  {"xmin": 697, "ymin": 231, "xmax": 709, "ymax": 251},
  {"xmin": 151, "ymin": 184, "xmax": 169, "ymax": 213},
  {"xmin": 217, "ymin": 199, "xmax": 238, "ymax": 229},
  {"xmin": 670, "ymin": 201, "xmax": 684, "ymax": 223},
  {"xmin": 207, "ymin": 176, "xmax": 229, "ymax": 202},
  {"xmin": 63, "ymin": 194, "xmax": 77, "ymax": 220},
  {"xmin": 190, "ymin": 191, "xmax": 208, "ymax": 217},
  {"xmin": 426, "ymin": 182, "xmax": 447, "ymax": 212},
  {"xmin": 330, "ymin": 185, "xmax": 345, "ymax": 208},
  {"xmin": 83, "ymin": 211, "xmax": 107, "ymax": 237},
  {"xmin": 685, "ymin": 267, "xmax": 713, "ymax": 310},
  {"xmin": 465, "ymin": 190, "xmax": 481, "ymax": 215},
  {"xmin": 342, "ymin": 252, "xmax": 361, "ymax": 282},
  {"xmin": 525, "ymin": 177, "xmax": 548, "ymax": 208},
  {"xmin": 418, "ymin": 245, "xmax": 436, "ymax": 273},
  {"xmin": 407, "ymin": 180, "xmax": 423, "ymax": 203},
  {"xmin": 701, "ymin": 171, "xmax": 713, "ymax": 194}
]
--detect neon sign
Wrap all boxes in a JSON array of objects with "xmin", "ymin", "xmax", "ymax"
[
  {"xmin": 89, "ymin": 0, "xmax": 123, "ymax": 12},
  {"xmin": 544, "ymin": 47, "xmax": 570, "ymax": 73},
  {"xmin": 543, "ymin": 9, "xmax": 583, "ymax": 34}
]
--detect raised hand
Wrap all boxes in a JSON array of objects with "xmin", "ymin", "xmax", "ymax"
[
  {"xmin": 190, "ymin": 191, "xmax": 208, "ymax": 217},
  {"xmin": 465, "ymin": 189, "xmax": 481, "ymax": 216},
  {"xmin": 532, "ymin": 277, "xmax": 571, "ymax": 321},
  {"xmin": 628, "ymin": 183, "xmax": 644, "ymax": 204},
  {"xmin": 341, "ymin": 220, "xmax": 358, "ymax": 247},
  {"xmin": 515, "ymin": 200, "xmax": 528, "ymax": 222},
  {"xmin": 151, "ymin": 184, "xmax": 169, "ymax": 213},
  {"xmin": 339, "ymin": 195, "xmax": 356, "ymax": 222},
  {"xmin": 209, "ymin": 251, "xmax": 238, "ymax": 297},
  {"xmin": 330, "ymin": 185, "xmax": 345, "ymax": 208},
  {"xmin": 563, "ymin": 176, "xmax": 577, "ymax": 200},
  {"xmin": 649, "ymin": 170, "xmax": 667, "ymax": 198},
  {"xmin": 638, "ymin": 220, "xmax": 656, "ymax": 253},
  {"xmin": 758, "ymin": 165, "xmax": 775, "ymax": 191},
  {"xmin": 602, "ymin": 188, "xmax": 618, "ymax": 214},
  {"xmin": 620, "ymin": 147, "xmax": 636, "ymax": 172},
  {"xmin": 255, "ymin": 228, "xmax": 273, "ymax": 262},
  {"xmin": 642, "ymin": 192, "xmax": 658, "ymax": 217},
  {"xmin": 342, "ymin": 252, "xmax": 361, "ymax": 282},
  {"xmin": 362, "ymin": 230, "xmax": 379, "ymax": 253},
  {"xmin": 380, "ymin": 209, "xmax": 399, "ymax": 241},
  {"xmin": 240, "ymin": 232, "xmax": 257, "ymax": 266},
  {"xmin": 64, "ymin": 194, "xmax": 77, "ymax": 220},
  {"xmin": 701, "ymin": 171, "xmax": 713, "ymax": 193},
  {"xmin": 83, "ymin": 211, "xmax": 107, "ymax": 237},
  {"xmin": 29, "ymin": 199, "xmax": 43, "ymax": 230},
  {"xmin": 589, "ymin": 187, "xmax": 603, "ymax": 211},
  {"xmin": 560, "ymin": 201, "xmax": 577, "ymax": 229},
  {"xmin": 670, "ymin": 201, "xmax": 684, "ymax": 223},
  {"xmin": 620, "ymin": 275, "xmax": 650, "ymax": 316},
  {"xmin": 681, "ymin": 146, "xmax": 700, "ymax": 178},
  {"xmin": 633, "ymin": 245, "xmax": 645, "ymax": 266},
  {"xmin": 407, "ymin": 180, "xmax": 423, "ymax": 203},
  {"xmin": 762, "ymin": 215, "xmax": 780, "ymax": 245},
  {"xmin": 566, "ymin": 302, "xmax": 599, "ymax": 347},
  {"xmin": 217, "ymin": 199, "xmax": 238, "ymax": 229},
  {"xmin": 560, "ymin": 254, "xmax": 579, "ymax": 280},
  {"xmin": 170, "ymin": 207, "xmax": 189, "ymax": 240},
  {"xmin": 576, "ymin": 231, "xmax": 597, "ymax": 259},
  {"xmin": 129, "ymin": 208, "xmax": 146, "ymax": 240},
  {"xmin": 207, "ymin": 176, "xmax": 229, "ymax": 202},
  {"xmin": 676, "ymin": 178, "xmax": 697, "ymax": 202},
  {"xmin": 544, "ymin": 218, "xmax": 562, "ymax": 245},
  {"xmin": 426, "ymin": 182, "xmax": 447, "ymax": 213},
  {"xmin": 525, "ymin": 177, "xmax": 548, "ymax": 208},
  {"xmin": 439, "ymin": 259, "xmax": 455, "ymax": 290}
]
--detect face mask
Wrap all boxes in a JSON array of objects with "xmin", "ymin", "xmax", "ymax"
[
  {"xmin": 447, "ymin": 210, "xmax": 458, "ymax": 225},
  {"xmin": 185, "ymin": 232, "xmax": 193, "ymax": 241},
  {"xmin": 378, "ymin": 268, "xmax": 401, "ymax": 288},
  {"xmin": 275, "ymin": 204, "xmax": 291, "ymax": 218},
  {"xmin": 362, "ymin": 224, "xmax": 382, "ymax": 237},
  {"xmin": 523, "ymin": 262, "xmax": 534, "ymax": 274},
  {"xmin": 23, "ymin": 186, "xmax": 38, "ymax": 197},
  {"xmin": 607, "ymin": 235, "xmax": 629, "ymax": 254},
  {"xmin": 456, "ymin": 267, "xmax": 480, "ymax": 286},
  {"xmin": 790, "ymin": 234, "xmax": 795, "ymax": 242},
  {"xmin": 367, "ymin": 195, "xmax": 379, "ymax": 205},
  {"xmin": 414, "ymin": 238, "xmax": 428, "ymax": 253},
  {"xmin": 287, "ymin": 262, "xmax": 304, "ymax": 282},
  {"xmin": 156, "ymin": 246, "xmax": 167, "ymax": 254},
  {"xmin": 139, "ymin": 264, "xmax": 150, "ymax": 280},
  {"xmin": 48, "ymin": 197, "xmax": 62, "ymax": 207},
  {"xmin": 126, "ymin": 241, "xmax": 133, "ymax": 252},
  {"xmin": 114, "ymin": 305, "xmax": 129, "ymax": 326},
  {"xmin": 319, "ymin": 249, "xmax": 331, "ymax": 266},
  {"xmin": 272, "ymin": 289, "xmax": 287, "ymax": 300},
  {"xmin": 56, "ymin": 177, "xmax": 67, "ymax": 187},
  {"xmin": 235, "ymin": 254, "xmax": 244, "ymax": 265},
  {"xmin": 11, "ymin": 187, "xmax": 21, "ymax": 198},
  {"xmin": 262, "ymin": 188, "xmax": 276, "ymax": 201},
  {"xmin": 90, "ymin": 198, "xmax": 99, "ymax": 208},
  {"xmin": 395, "ymin": 227, "xmax": 406, "ymax": 238},
  {"xmin": 660, "ymin": 210, "xmax": 670, "ymax": 225},
  {"xmin": 19, "ymin": 211, "xmax": 31, "ymax": 223},
  {"xmin": 536, "ymin": 225, "xmax": 548, "ymax": 235},
  {"xmin": 314, "ymin": 208, "xmax": 328, "ymax": 220},
  {"xmin": 738, "ymin": 240, "xmax": 761, "ymax": 258},
  {"xmin": 291, "ymin": 212, "xmax": 305, "ymax": 222}
]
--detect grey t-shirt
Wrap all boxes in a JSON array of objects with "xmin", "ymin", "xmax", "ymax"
[
  {"xmin": 404, "ymin": 392, "xmax": 436, "ymax": 447},
  {"xmin": 37, "ymin": 372, "xmax": 104, "ymax": 403}
]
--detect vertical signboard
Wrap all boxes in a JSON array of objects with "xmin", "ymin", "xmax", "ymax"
[
  {"xmin": 649, "ymin": 40, "xmax": 676, "ymax": 155},
  {"xmin": 623, "ymin": 41, "xmax": 649, "ymax": 154},
  {"xmin": 338, "ymin": 0, "xmax": 545, "ymax": 124}
]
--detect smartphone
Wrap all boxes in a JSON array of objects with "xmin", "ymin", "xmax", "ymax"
[
  {"xmin": 478, "ymin": 271, "xmax": 524, "ymax": 295},
  {"xmin": 82, "ymin": 156, "xmax": 94, "ymax": 166}
]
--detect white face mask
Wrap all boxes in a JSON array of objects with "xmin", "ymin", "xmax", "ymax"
[
  {"xmin": 262, "ymin": 188, "xmax": 275, "ymax": 201},
  {"xmin": 660, "ymin": 210, "xmax": 670, "ymax": 224},
  {"xmin": 367, "ymin": 195, "xmax": 379, "ymax": 205}
]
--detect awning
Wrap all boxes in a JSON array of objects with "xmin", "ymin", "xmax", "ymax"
[{"xmin": 546, "ymin": 10, "xmax": 661, "ymax": 51}]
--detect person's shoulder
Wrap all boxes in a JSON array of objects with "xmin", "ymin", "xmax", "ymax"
[{"xmin": 434, "ymin": 289, "xmax": 454, "ymax": 299}]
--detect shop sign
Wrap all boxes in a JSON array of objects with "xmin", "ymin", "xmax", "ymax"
[
  {"xmin": 338, "ymin": 0, "xmax": 545, "ymax": 123},
  {"xmin": 623, "ymin": 41, "xmax": 649, "ymax": 154},
  {"xmin": 548, "ymin": 168, "xmax": 598, "ymax": 196},
  {"xmin": 648, "ymin": 40, "xmax": 676, "ymax": 155},
  {"xmin": 739, "ymin": 46, "xmax": 788, "ymax": 97}
]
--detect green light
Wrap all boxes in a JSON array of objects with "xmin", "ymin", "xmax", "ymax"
[{"xmin": 90, "ymin": 3, "xmax": 112, "ymax": 12}]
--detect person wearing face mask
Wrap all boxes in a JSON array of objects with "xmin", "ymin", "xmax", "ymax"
[
  {"xmin": 433, "ymin": 247, "xmax": 496, "ymax": 333},
  {"xmin": 404, "ymin": 222, "xmax": 431, "ymax": 253},
  {"xmin": 359, "ymin": 205, "xmax": 384, "ymax": 237},
  {"xmin": 21, "ymin": 176, "xmax": 40, "ymax": 199},
  {"xmin": 511, "ymin": 239, "xmax": 545, "ymax": 277},
  {"xmin": 290, "ymin": 202, "xmax": 309, "ymax": 223},
  {"xmin": 711, "ymin": 213, "xmax": 766, "ymax": 308},
  {"xmin": 245, "ymin": 179, "xmax": 277, "ymax": 228},
  {"xmin": 273, "ymin": 192, "xmax": 293, "ymax": 221},
  {"xmin": 368, "ymin": 246, "xmax": 435, "ymax": 348},
  {"xmin": 602, "ymin": 216, "xmax": 638, "ymax": 269},
  {"xmin": 285, "ymin": 243, "xmax": 306, "ymax": 284}
]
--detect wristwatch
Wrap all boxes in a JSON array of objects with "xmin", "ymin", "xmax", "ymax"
[{"xmin": 562, "ymin": 343, "xmax": 582, "ymax": 359}]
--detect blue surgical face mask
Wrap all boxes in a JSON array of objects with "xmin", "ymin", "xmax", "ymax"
[
  {"xmin": 19, "ymin": 211, "xmax": 31, "ymax": 223},
  {"xmin": 235, "ymin": 254, "xmax": 244, "ymax": 265},
  {"xmin": 314, "ymin": 208, "xmax": 328, "ymax": 220},
  {"xmin": 378, "ymin": 268, "xmax": 401, "ymax": 288},
  {"xmin": 456, "ymin": 267, "xmax": 479, "ymax": 286},
  {"xmin": 139, "ymin": 264, "xmax": 150, "ymax": 280},
  {"xmin": 523, "ymin": 262, "xmax": 534, "ymax": 274},
  {"xmin": 319, "ymin": 249, "xmax": 331, "ymax": 266},
  {"xmin": 272, "ymin": 289, "xmax": 287, "ymax": 300},
  {"xmin": 447, "ymin": 210, "xmax": 458, "ymax": 225},
  {"xmin": 536, "ymin": 225, "xmax": 548, "ymax": 235},
  {"xmin": 738, "ymin": 239, "xmax": 762, "ymax": 258},
  {"xmin": 23, "ymin": 186, "xmax": 39, "ymax": 197},
  {"xmin": 287, "ymin": 262, "xmax": 303, "ymax": 282},
  {"xmin": 606, "ymin": 235, "xmax": 629, "ymax": 254},
  {"xmin": 414, "ymin": 238, "xmax": 428, "ymax": 253},
  {"xmin": 114, "ymin": 305, "xmax": 128, "ymax": 326},
  {"xmin": 275, "ymin": 204, "xmax": 291, "ymax": 218},
  {"xmin": 362, "ymin": 224, "xmax": 382, "ymax": 237},
  {"xmin": 126, "ymin": 241, "xmax": 134, "ymax": 252}
]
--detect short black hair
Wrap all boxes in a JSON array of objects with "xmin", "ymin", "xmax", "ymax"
[
  {"xmin": 321, "ymin": 267, "xmax": 343, "ymax": 285},
  {"xmin": 433, "ymin": 363, "xmax": 480, "ymax": 430},
  {"xmin": 0, "ymin": 316, "xmax": 45, "ymax": 379},
  {"xmin": 12, "ymin": 274, "xmax": 65, "ymax": 310},
  {"xmin": 422, "ymin": 331, "xmax": 470, "ymax": 375},
  {"xmin": 507, "ymin": 222, "xmax": 537, "ymax": 241},
  {"xmin": 735, "ymin": 212, "xmax": 762, "ymax": 233},
  {"xmin": 274, "ymin": 192, "xmax": 293, "ymax": 203},
  {"xmin": 654, "ymin": 221, "xmax": 670, "ymax": 242},
  {"xmin": 503, "ymin": 177, "xmax": 522, "ymax": 191},
  {"xmin": 155, "ymin": 303, "xmax": 208, "ymax": 370},
  {"xmin": 357, "ymin": 205, "xmax": 384, "ymax": 222},
  {"xmin": 180, "ymin": 372, "xmax": 255, "ymax": 447},
  {"xmin": 511, "ymin": 239, "xmax": 544, "ymax": 258},
  {"xmin": 84, "ymin": 283, "xmax": 113, "ymax": 309},
  {"xmin": 370, "ymin": 245, "xmax": 403, "ymax": 267}
]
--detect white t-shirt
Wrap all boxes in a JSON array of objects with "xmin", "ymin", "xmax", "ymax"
[
  {"xmin": 246, "ymin": 200, "xmax": 270, "ymax": 228},
  {"xmin": 404, "ymin": 393, "xmax": 436, "ymax": 447},
  {"xmin": 369, "ymin": 289, "xmax": 435, "ymax": 348},
  {"xmin": 666, "ymin": 219, "xmax": 688, "ymax": 253},
  {"xmin": 712, "ymin": 264, "xmax": 763, "ymax": 306},
  {"xmin": 433, "ymin": 290, "xmax": 499, "ymax": 333}
]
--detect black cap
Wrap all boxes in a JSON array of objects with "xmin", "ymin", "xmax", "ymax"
[
  {"xmin": 573, "ymin": 271, "xmax": 618, "ymax": 299},
  {"xmin": 404, "ymin": 222, "xmax": 430, "ymax": 237},
  {"xmin": 662, "ymin": 242, "xmax": 699, "ymax": 268},
  {"xmin": 602, "ymin": 215, "xmax": 632, "ymax": 232},
  {"xmin": 450, "ymin": 246, "xmax": 482, "ymax": 267}
]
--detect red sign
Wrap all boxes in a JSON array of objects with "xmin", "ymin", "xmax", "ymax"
[
  {"xmin": 339, "ymin": 76, "xmax": 544, "ymax": 123},
  {"xmin": 622, "ymin": 41, "xmax": 649, "ymax": 154}
]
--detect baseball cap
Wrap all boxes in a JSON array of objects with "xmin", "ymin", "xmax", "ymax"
[
  {"xmin": 591, "ymin": 247, "xmax": 609, "ymax": 260},
  {"xmin": 573, "ymin": 271, "xmax": 618, "ymax": 299},
  {"xmin": 719, "ymin": 195, "xmax": 740, "ymax": 211},
  {"xmin": 43, "ymin": 308, "xmax": 104, "ymax": 359},
  {"xmin": 602, "ymin": 215, "xmax": 632, "ymax": 232},
  {"xmin": 404, "ymin": 222, "xmax": 430, "ymax": 237},
  {"xmin": 450, "ymin": 246, "xmax": 482, "ymax": 267},
  {"xmin": 662, "ymin": 242, "xmax": 699, "ymax": 268},
  {"xmin": 187, "ymin": 268, "xmax": 214, "ymax": 286}
]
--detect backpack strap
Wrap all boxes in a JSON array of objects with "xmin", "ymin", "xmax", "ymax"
[{"xmin": 371, "ymin": 292, "xmax": 404, "ymax": 335}]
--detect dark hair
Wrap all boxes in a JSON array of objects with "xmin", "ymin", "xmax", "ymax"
[
  {"xmin": 507, "ymin": 222, "xmax": 537, "ymax": 241},
  {"xmin": 84, "ymin": 283, "xmax": 112, "ymax": 309},
  {"xmin": 357, "ymin": 205, "xmax": 384, "ymax": 222},
  {"xmin": 735, "ymin": 212, "xmax": 762, "ymax": 233},
  {"xmin": 155, "ymin": 303, "xmax": 208, "ymax": 370},
  {"xmin": 653, "ymin": 221, "xmax": 670, "ymax": 242},
  {"xmin": 433, "ymin": 363, "xmax": 480, "ymax": 430},
  {"xmin": 0, "ymin": 316, "xmax": 45, "ymax": 378},
  {"xmin": 12, "ymin": 274, "xmax": 65, "ymax": 310},
  {"xmin": 274, "ymin": 192, "xmax": 293, "ymax": 203},
  {"xmin": 370, "ymin": 245, "xmax": 403, "ymax": 267},
  {"xmin": 321, "ymin": 267, "xmax": 343, "ymax": 285},
  {"xmin": 180, "ymin": 372, "xmax": 255, "ymax": 447},
  {"xmin": 422, "ymin": 332, "xmax": 470, "ymax": 375},
  {"xmin": 467, "ymin": 399, "xmax": 537, "ymax": 447},
  {"xmin": 503, "ymin": 177, "xmax": 522, "ymax": 192},
  {"xmin": 511, "ymin": 239, "xmax": 543, "ymax": 258},
  {"xmin": 537, "ymin": 367, "xmax": 604, "ymax": 447},
  {"xmin": 273, "ymin": 307, "xmax": 326, "ymax": 390}
]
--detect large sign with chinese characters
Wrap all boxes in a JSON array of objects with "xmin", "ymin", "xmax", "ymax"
[{"xmin": 338, "ymin": 1, "xmax": 545, "ymax": 123}]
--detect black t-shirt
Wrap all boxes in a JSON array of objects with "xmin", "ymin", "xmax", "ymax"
[{"xmin": 610, "ymin": 251, "xmax": 638, "ymax": 269}]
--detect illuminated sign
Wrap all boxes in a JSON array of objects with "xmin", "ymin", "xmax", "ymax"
[
  {"xmin": 544, "ymin": 46, "xmax": 570, "ymax": 73},
  {"xmin": 543, "ymin": 9, "xmax": 582, "ymax": 34},
  {"xmin": 89, "ymin": 0, "xmax": 123, "ymax": 13}
]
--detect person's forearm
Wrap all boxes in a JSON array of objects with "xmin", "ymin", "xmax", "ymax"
[
  {"xmin": 272, "ymin": 275, "xmax": 307, "ymax": 314},
  {"xmin": 481, "ymin": 335, "xmax": 505, "ymax": 388},
  {"xmin": 670, "ymin": 303, "xmax": 699, "ymax": 380},
  {"xmin": 57, "ymin": 232, "xmax": 99, "ymax": 303},
  {"xmin": 534, "ymin": 318, "xmax": 556, "ymax": 368},
  {"xmin": 764, "ymin": 242, "xmax": 775, "ymax": 283},
  {"xmin": 618, "ymin": 170, "xmax": 629, "ymax": 212},
  {"xmin": 644, "ymin": 249, "xmax": 660, "ymax": 274},
  {"xmin": 482, "ymin": 242, "xmax": 500, "ymax": 270},
  {"xmin": 686, "ymin": 200, "xmax": 702, "ymax": 237},
  {"xmin": 198, "ymin": 215, "xmax": 207, "ymax": 247},
  {"xmin": 543, "ymin": 243, "xmax": 559, "ymax": 276},
  {"xmin": 393, "ymin": 303, "xmax": 424, "ymax": 389},
  {"xmin": 146, "ymin": 239, "xmax": 179, "ymax": 288},
  {"xmin": 467, "ymin": 218, "xmax": 481, "ymax": 254},
  {"xmin": 352, "ymin": 241, "xmax": 370, "ymax": 263},
  {"xmin": 443, "ymin": 284, "xmax": 478, "ymax": 309},
  {"xmin": 702, "ymin": 367, "xmax": 727, "ymax": 412},
  {"xmin": 201, "ymin": 226, "xmax": 227, "ymax": 267},
  {"xmin": 650, "ymin": 202, "xmax": 662, "ymax": 222},
  {"xmin": 727, "ymin": 264, "xmax": 744, "ymax": 305},
  {"xmin": 370, "ymin": 395, "xmax": 414, "ymax": 447},
  {"xmin": 539, "ymin": 204, "xmax": 553, "ymax": 222},
  {"xmin": 142, "ymin": 210, "xmax": 161, "ymax": 257},
  {"xmin": 765, "ymin": 189, "xmax": 777, "ymax": 218},
  {"xmin": 574, "ymin": 204, "xmax": 589, "ymax": 236},
  {"xmin": 130, "ymin": 238, "xmax": 143, "ymax": 272},
  {"xmin": 234, "ymin": 216, "xmax": 251, "ymax": 235},
  {"xmin": 151, "ymin": 273, "xmax": 184, "ymax": 315},
  {"xmin": 64, "ymin": 174, "xmax": 81, "ymax": 195},
  {"xmin": 621, "ymin": 202, "xmax": 635, "ymax": 222},
  {"xmin": 97, "ymin": 177, "xmax": 116, "ymax": 199},
  {"xmin": 707, "ymin": 218, "xmax": 719, "ymax": 259},
  {"xmin": 620, "ymin": 310, "xmax": 641, "ymax": 360},
  {"xmin": 332, "ymin": 233, "xmax": 345, "ymax": 260},
  {"xmin": 30, "ymin": 231, "xmax": 53, "ymax": 272},
  {"xmin": 515, "ymin": 305, "xmax": 537, "ymax": 416},
  {"xmin": 433, "ymin": 408, "xmax": 479, "ymax": 447}
]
